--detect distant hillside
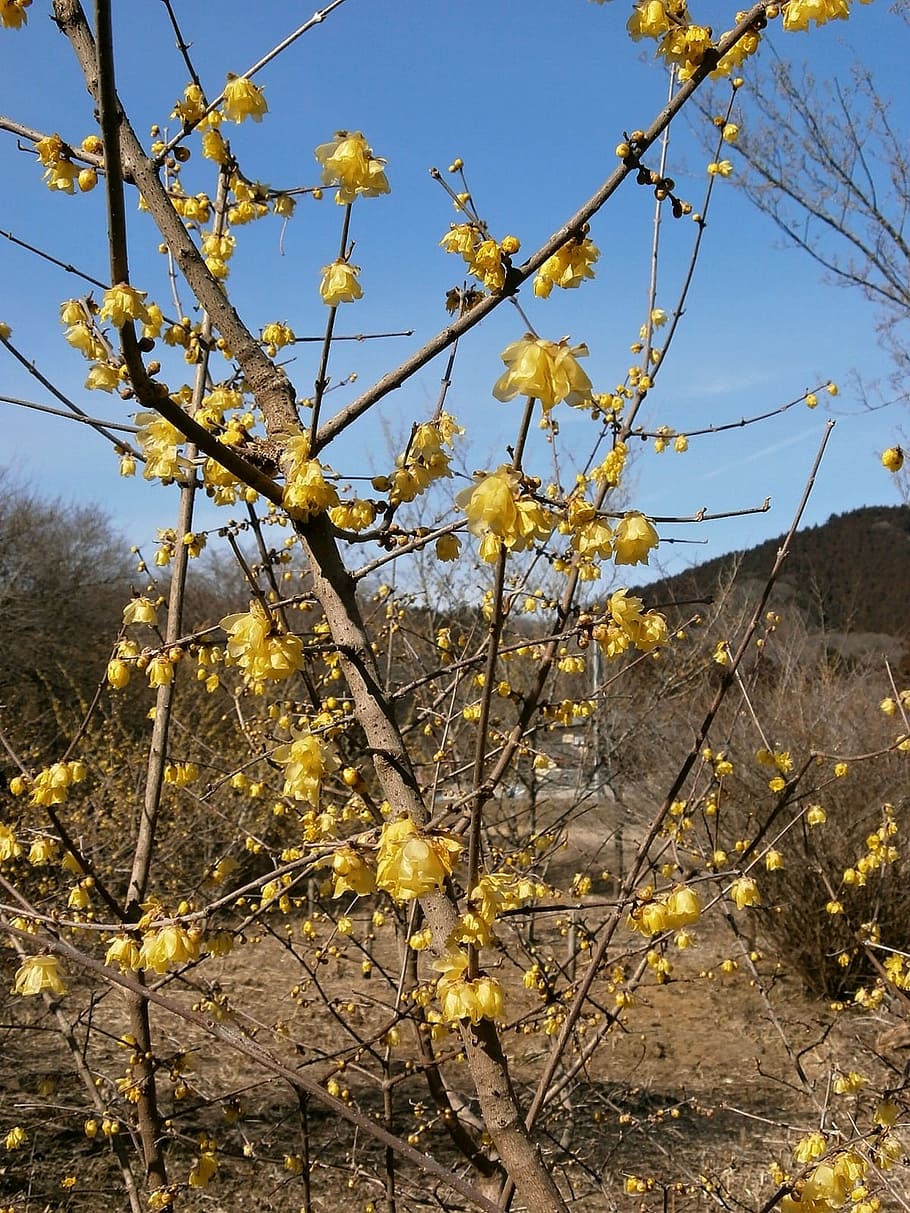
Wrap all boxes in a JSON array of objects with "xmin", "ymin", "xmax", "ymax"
[{"xmin": 640, "ymin": 504, "xmax": 910, "ymax": 640}]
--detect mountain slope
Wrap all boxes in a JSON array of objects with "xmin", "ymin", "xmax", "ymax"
[{"xmin": 640, "ymin": 504, "xmax": 910, "ymax": 640}]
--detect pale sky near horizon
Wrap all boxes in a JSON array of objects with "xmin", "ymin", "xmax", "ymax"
[{"xmin": 0, "ymin": 0, "xmax": 906, "ymax": 586}]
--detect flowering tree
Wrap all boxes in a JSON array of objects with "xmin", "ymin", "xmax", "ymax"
[{"xmin": 1, "ymin": 2, "xmax": 908, "ymax": 1212}]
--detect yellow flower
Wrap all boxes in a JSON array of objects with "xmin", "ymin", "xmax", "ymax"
[
  {"xmin": 319, "ymin": 260, "xmax": 363, "ymax": 305},
  {"xmin": 806, "ymin": 804, "xmax": 827, "ymax": 826},
  {"xmin": 273, "ymin": 731, "xmax": 338, "ymax": 805},
  {"xmin": 882, "ymin": 446, "xmax": 904, "ymax": 472},
  {"xmin": 612, "ymin": 512, "xmax": 659, "ymax": 566},
  {"xmin": 793, "ymin": 1131, "xmax": 827, "ymax": 1163},
  {"xmin": 533, "ymin": 236, "xmax": 599, "ymax": 298},
  {"xmin": 439, "ymin": 974, "xmax": 505, "ymax": 1024},
  {"xmin": 283, "ymin": 456, "xmax": 340, "ymax": 520},
  {"xmin": 434, "ymin": 950, "xmax": 504, "ymax": 1024},
  {"xmin": 4, "ymin": 1126, "xmax": 27, "ymax": 1149},
  {"xmin": 331, "ymin": 846, "xmax": 377, "ymax": 897},
  {"xmin": 0, "ymin": 0, "xmax": 32, "ymax": 29},
  {"xmin": 833, "ymin": 1070, "xmax": 866, "ymax": 1095},
  {"xmin": 84, "ymin": 362, "xmax": 121, "ymax": 392},
  {"xmin": 435, "ymin": 532, "xmax": 461, "ymax": 562},
  {"xmin": 440, "ymin": 222, "xmax": 479, "ymax": 260},
  {"xmin": 376, "ymin": 816, "xmax": 461, "ymax": 901},
  {"xmin": 222, "ymin": 74, "xmax": 268, "ymax": 123},
  {"xmin": 659, "ymin": 23, "xmax": 714, "ymax": 79},
  {"xmin": 782, "ymin": 0, "xmax": 850, "ymax": 32},
  {"xmin": 664, "ymin": 885, "xmax": 702, "ymax": 928},
  {"xmin": 123, "ymin": 596, "xmax": 158, "ymax": 626},
  {"xmin": 220, "ymin": 600, "xmax": 304, "ymax": 685},
  {"xmin": 201, "ymin": 129, "xmax": 228, "ymax": 163},
  {"xmin": 146, "ymin": 654, "xmax": 174, "ymax": 688},
  {"xmin": 139, "ymin": 923, "xmax": 201, "ymax": 974},
  {"xmin": 729, "ymin": 876, "xmax": 760, "ymax": 909},
  {"xmin": 0, "ymin": 822, "xmax": 23, "ymax": 862},
  {"xmin": 470, "ymin": 239, "xmax": 507, "ymax": 291},
  {"xmin": 28, "ymin": 836, "xmax": 59, "ymax": 866},
  {"xmin": 492, "ymin": 335, "xmax": 592, "ymax": 410},
  {"xmin": 13, "ymin": 954, "xmax": 68, "ymax": 996},
  {"xmin": 602, "ymin": 588, "xmax": 667, "ymax": 653},
  {"xmin": 833, "ymin": 761, "xmax": 848, "ymax": 778},
  {"xmin": 456, "ymin": 466, "xmax": 552, "ymax": 560},
  {"xmin": 171, "ymin": 81, "xmax": 206, "ymax": 125},
  {"xmin": 105, "ymin": 935, "xmax": 141, "ymax": 972},
  {"xmin": 707, "ymin": 160, "xmax": 734, "ymax": 177},
  {"xmin": 314, "ymin": 130, "xmax": 390, "ymax": 204},
  {"xmin": 99, "ymin": 283, "xmax": 150, "ymax": 327},
  {"xmin": 261, "ymin": 320, "xmax": 296, "ymax": 353},
  {"xmin": 330, "ymin": 498, "xmax": 378, "ymax": 531},
  {"xmin": 189, "ymin": 1149, "xmax": 218, "ymax": 1187},
  {"xmin": 29, "ymin": 760, "xmax": 86, "ymax": 807},
  {"xmin": 628, "ymin": 901, "xmax": 670, "ymax": 936},
  {"xmin": 627, "ymin": 0, "xmax": 673, "ymax": 40}
]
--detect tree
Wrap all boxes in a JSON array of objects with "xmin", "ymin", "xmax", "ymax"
[
  {"xmin": 720, "ymin": 47, "xmax": 910, "ymax": 380},
  {"xmin": 0, "ymin": 2, "xmax": 908, "ymax": 1212},
  {"xmin": 0, "ymin": 476, "xmax": 133, "ymax": 743}
]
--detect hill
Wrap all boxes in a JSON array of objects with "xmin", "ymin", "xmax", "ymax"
[{"xmin": 640, "ymin": 503, "xmax": 910, "ymax": 643}]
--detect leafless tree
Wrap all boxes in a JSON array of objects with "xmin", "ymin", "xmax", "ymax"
[{"xmin": 726, "ymin": 45, "xmax": 910, "ymax": 380}]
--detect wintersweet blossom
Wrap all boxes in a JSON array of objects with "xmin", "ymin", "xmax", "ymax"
[
  {"xmin": 435, "ymin": 533, "xmax": 461, "ymax": 561},
  {"xmin": 220, "ymin": 600, "xmax": 303, "ymax": 684},
  {"xmin": 281, "ymin": 434, "xmax": 339, "ymax": 519},
  {"xmin": 99, "ymin": 283, "xmax": 150, "ymax": 327},
  {"xmin": 29, "ymin": 760, "xmax": 86, "ymax": 807},
  {"xmin": 0, "ymin": 0, "xmax": 32, "ymax": 29},
  {"xmin": 0, "ymin": 822, "xmax": 22, "ymax": 862},
  {"xmin": 105, "ymin": 935, "xmax": 141, "ymax": 973},
  {"xmin": 314, "ymin": 130, "xmax": 390, "ymax": 204},
  {"xmin": 612, "ymin": 512, "xmax": 660, "ymax": 565},
  {"xmin": 134, "ymin": 411, "xmax": 191, "ymax": 483},
  {"xmin": 440, "ymin": 222, "xmax": 478, "ymax": 260},
  {"xmin": 319, "ymin": 260, "xmax": 363, "ymax": 305},
  {"xmin": 171, "ymin": 82, "xmax": 207, "ymax": 126},
  {"xmin": 222, "ymin": 74, "xmax": 268, "ymax": 123},
  {"xmin": 273, "ymin": 731, "xmax": 338, "ymax": 806},
  {"xmin": 261, "ymin": 321, "xmax": 295, "ymax": 352},
  {"xmin": 330, "ymin": 846, "xmax": 377, "ymax": 897},
  {"xmin": 882, "ymin": 446, "xmax": 904, "ymax": 472},
  {"xmin": 628, "ymin": 885, "xmax": 701, "ymax": 936},
  {"xmin": 493, "ymin": 336, "xmax": 592, "ymax": 410},
  {"xmin": 782, "ymin": 0, "xmax": 852, "ymax": 32},
  {"xmin": 375, "ymin": 816, "xmax": 461, "ymax": 901},
  {"xmin": 729, "ymin": 876, "xmax": 761, "ymax": 909},
  {"xmin": 456, "ymin": 466, "xmax": 552, "ymax": 561},
  {"xmin": 533, "ymin": 236, "xmax": 600, "ymax": 298},
  {"xmin": 658, "ymin": 23, "xmax": 714, "ymax": 79},
  {"xmin": 138, "ymin": 923, "xmax": 201, "ymax": 974},
  {"xmin": 435, "ymin": 950, "xmax": 505, "ymax": 1024},
  {"xmin": 13, "ymin": 955, "xmax": 67, "ymax": 996},
  {"xmin": 626, "ymin": 0, "xmax": 674, "ymax": 40},
  {"xmin": 122, "ymin": 596, "xmax": 158, "ymax": 626}
]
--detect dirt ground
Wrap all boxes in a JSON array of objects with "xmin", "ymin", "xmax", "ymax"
[{"xmin": 2, "ymin": 794, "xmax": 906, "ymax": 1212}]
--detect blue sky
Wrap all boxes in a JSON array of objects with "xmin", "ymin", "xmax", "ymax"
[{"xmin": 0, "ymin": 0, "xmax": 906, "ymax": 581}]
